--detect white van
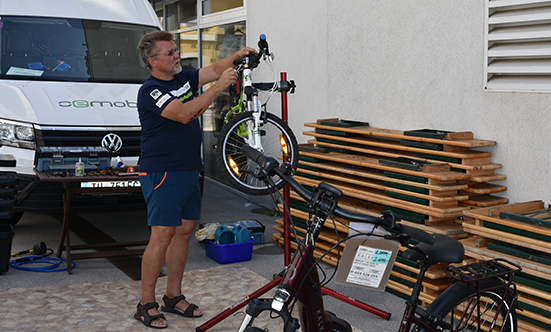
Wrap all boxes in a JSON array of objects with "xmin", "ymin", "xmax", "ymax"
[{"xmin": 0, "ymin": 0, "xmax": 162, "ymax": 225}]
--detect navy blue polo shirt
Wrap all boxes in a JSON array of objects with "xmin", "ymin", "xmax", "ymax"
[{"xmin": 137, "ymin": 69, "xmax": 202, "ymax": 172}]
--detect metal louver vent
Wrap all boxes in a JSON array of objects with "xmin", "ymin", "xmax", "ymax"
[{"xmin": 485, "ymin": 0, "xmax": 551, "ymax": 91}]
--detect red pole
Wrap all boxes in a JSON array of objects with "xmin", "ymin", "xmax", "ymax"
[
  {"xmin": 280, "ymin": 72, "xmax": 291, "ymax": 266},
  {"xmin": 321, "ymin": 287, "xmax": 391, "ymax": 320}
]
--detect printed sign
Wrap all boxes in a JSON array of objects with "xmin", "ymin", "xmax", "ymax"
[{"xmin": 346, "ymin": 245, "xmax": 393, "ymax": 288}]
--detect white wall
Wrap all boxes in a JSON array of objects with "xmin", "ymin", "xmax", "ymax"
[{"xmin": 247, "ymin": 0, "xmax": 551, "ymax": 205}]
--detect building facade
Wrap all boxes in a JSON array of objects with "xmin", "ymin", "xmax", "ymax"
[{"xmin": 151, "ymin": 0, "xmax": 551, "ymax": 205}]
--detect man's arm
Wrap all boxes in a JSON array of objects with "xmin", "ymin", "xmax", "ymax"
[
  {"xmin": 198, "ymin": 47, "xmax": 256, "ymax": 88},
  {"xmin": 160, "ymin": 67, "xmax": 237, "ymax": 124}
]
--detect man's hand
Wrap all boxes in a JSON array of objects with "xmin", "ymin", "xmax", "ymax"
[
  {"xmin": 216, "ymin": 67, "xmax": 239, "ymax": 90},
  {"xmin": 235, "ymin": 47, "xmax": 258, "ymax": 61}
]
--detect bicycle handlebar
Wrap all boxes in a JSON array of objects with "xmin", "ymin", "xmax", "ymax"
[
  {"xmin": 232, "ymin": 34, "xmax": 269, "ymax": 67},
  {"xmin": 240, "ymin": 145, "xmax": 436, "ymax": 245}
]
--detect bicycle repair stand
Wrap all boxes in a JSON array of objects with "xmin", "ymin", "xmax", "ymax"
[{"xmin": 196, "ymin": 73, "xmax": 390, "ymax": 332}]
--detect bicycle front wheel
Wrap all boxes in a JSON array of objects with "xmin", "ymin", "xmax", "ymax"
[
  {"xmin": 215, "ymin": 111, "xmax": 299, "ymax": 195},
  {"xmin": 420, "ymin": 279, "xmax": 517, "ymax": 332}
]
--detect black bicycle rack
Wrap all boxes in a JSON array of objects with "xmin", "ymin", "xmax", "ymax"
[{"xmin": 445, "ymin": 258, "xmax": 522, "ymax": 286}]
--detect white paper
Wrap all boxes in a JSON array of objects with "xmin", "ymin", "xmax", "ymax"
[
  {"xmin": 6, "ymin": 67, "xmax": 43, "ymax": 76},
  {"xmin": 346, "ymin": 245, "xmax": 393, "ymax": 287}
]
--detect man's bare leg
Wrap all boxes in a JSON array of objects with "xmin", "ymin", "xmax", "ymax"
[
  {"xmin": 139, "ymin": 225, "xmax": 176, "ymax": 327},
  {"xmin": 163, "ymin": 219, "xmax": 202, "ymax": 316}
]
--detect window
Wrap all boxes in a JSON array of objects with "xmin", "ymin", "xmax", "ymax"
[
  {"xmin": 0, "ymin": 16, "xmax": 158, "ymax": 83},
  {"xmin": 485, "ymin": 0, "xmax": 551, "ymax": 92}
]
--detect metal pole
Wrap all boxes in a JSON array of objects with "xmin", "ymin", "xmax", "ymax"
[{"xmin": 280, "ymin": 72, "xmax": 291, "ymax": 266}]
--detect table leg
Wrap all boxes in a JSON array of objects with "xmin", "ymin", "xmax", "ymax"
[{"xmin": 57, "ymin": 187, "xmax": 73, "ymax": 274}]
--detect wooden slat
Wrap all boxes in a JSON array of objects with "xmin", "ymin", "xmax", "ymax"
[
  {"xmin": 462, "ymin": 221, "xmax": 551, "ymax": 255},
  {"xmin": 461, "ymin": 237, "xmax": 551, "ymax": 279},
  {"xmin": 460, "ymin": 182, "xmax": 507, "ymax": 194},
  {"xmin": 300, "ymin": 150, "xmax": 467, "ymax": 181},
  {"xmin": 299, "ymin": 159, "xmax": 468, "ymax": 191},
  {"xmin": 464, "ymin": 209, "xmax": 551, "ymax": 238},
  {"xmin": 295, "ymin": 175, "xmax": 466, "ymax": 219},
  {"xmin": 304, "ymin": 122, "xmax": 497, "ymax": 148},
  {"xmin": 305, "ymin": 131, "xmax": 492, "ymax": 159},
  {"xmin": 297, "ymin": 167, "xmax": 468, "ymax": 203}
]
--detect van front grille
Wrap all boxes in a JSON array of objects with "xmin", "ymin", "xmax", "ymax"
[{"xmin": 34, "ymin": 127, "xmax": 141, "ymax": 157}]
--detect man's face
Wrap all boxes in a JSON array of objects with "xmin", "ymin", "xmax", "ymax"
[{"xmin": 152, "ymin": 40, "xmax": 181, "ymax": 75}]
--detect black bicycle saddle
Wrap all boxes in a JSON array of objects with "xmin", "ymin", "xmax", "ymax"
[{"xmin": 402, "ymin": 233, "xmax": 464, "ymax": 264}]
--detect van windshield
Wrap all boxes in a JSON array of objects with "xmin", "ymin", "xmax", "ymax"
[{"xmin": 0, "ymin": 16, "xmax": 158, "ymax": 83}]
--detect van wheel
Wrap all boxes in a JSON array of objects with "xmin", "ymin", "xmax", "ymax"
[{"xmin": 0, "ymin": 212, "xmax": 24, "ymax": 226}]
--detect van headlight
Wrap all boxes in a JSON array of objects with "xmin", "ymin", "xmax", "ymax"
[{"xmin": 0, "ymin": 119, "xmax": 36, "ymax": 149}]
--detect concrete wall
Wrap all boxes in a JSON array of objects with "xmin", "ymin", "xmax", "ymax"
[{"xmin": 247, "ymin": 0, "xmax": 551, "ymax": 205}]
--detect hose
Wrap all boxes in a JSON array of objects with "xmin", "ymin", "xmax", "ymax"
[{"xmin": 9, "ymin": 256, "xmax": 75, "ymax": 272}]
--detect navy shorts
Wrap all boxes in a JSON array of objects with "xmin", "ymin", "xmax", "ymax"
[{"xmin": 139, "ymin": 170, "xmax": 201, "ymax": 227}]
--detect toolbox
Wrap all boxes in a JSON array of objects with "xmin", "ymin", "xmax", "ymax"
[{"xmin": 35, "ymin": 147, "xmax": 111, "ymax": 171}]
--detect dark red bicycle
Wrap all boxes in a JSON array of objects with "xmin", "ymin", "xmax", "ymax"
[{"xmin": 201, "ymin": 145, "xmax": 522, "ymax": 332}]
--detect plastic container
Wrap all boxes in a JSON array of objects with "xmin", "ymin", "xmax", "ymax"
[
  {"xmin": 0, "ymin": 224, "xmax": 14, "ymax": 273},
  {"xmin": 215, "ymin": 225, "xmax": 234, "ymax": 245},
  {"xmin": 205, "ymin": 239, "xmax": 254, "ymax": 264},
  {"xmin": 232, "ymin": 225, "xmax": 251, "ymax": 243},
  {"xmin": 199, "ymin": 220, "xmax": 265, "ymax": 244},
  {"xmin": 75, "ymin": 158, "xmax": 85, "ymax": 176}
]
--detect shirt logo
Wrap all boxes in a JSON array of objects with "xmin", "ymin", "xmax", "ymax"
[
  {"xmin": 150, "ymin": 89, "xmax": 162, "ymax": 100},
  {"xmin": 170, "ymin": 82, "xmax": 191, "ymax": 97},
  {"xmin": 156, "ymin": 94, "xmax": 171, "ymax": 108}
]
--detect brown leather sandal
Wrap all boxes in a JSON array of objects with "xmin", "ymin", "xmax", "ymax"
[
  {"xmin": 161, "ymin": 294, "xmax": 203, "ymax": 318},
  {"xmin": 134, "ymin": 302, "xmax": 168, "ymax": 329}
]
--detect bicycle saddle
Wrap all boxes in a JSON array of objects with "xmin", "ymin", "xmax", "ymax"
[{"xmin": 402, "ymin": 234, "xmax": 464, "ymax": 264}]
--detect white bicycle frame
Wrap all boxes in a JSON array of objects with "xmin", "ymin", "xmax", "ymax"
[
  {"xmin": 242, "ymin": 59, "xmax": 264, "ymax": 153},
  {"xmin": 237, "ymin": 52, "xmax": 277, "ymax": 154}
]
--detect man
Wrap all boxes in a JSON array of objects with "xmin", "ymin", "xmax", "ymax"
[{"xmin": 135, "ymin": 30, "xmax": 255, "ymax": 329}]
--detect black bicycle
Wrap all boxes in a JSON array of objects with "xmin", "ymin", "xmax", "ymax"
[{"xmin": 233, "ymin": 145, "xmax": 521, "ymax": 332}]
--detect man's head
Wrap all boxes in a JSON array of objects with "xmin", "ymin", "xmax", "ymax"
[{"xmin": 138, "ymin": 31, "xmax": 181, "ymax": 76}]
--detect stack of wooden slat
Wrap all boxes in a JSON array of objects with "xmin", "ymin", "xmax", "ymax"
[
  {"xmin": 271, "ymin": 117, "xmax": 508, "ymax": 310},
  {"xmin": 463, "ymin": 201, "xmax": 551, "ymax": 332}
]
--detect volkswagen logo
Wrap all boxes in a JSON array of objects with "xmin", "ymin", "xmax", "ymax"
[{"xmin": 102, "ymin": 133, "xmax": 123, "ymax": 153}]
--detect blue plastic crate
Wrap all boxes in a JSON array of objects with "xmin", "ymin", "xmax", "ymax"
[{"xmin": 205, "ymin": 238, "xmax": 254, "ymax": 264}]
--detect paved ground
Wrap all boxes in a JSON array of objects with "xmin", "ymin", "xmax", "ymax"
[{"xmin": 0, "ymin": 179, "xmax": 404, "ymax": 331}]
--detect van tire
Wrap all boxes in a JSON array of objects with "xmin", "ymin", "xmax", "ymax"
[{"xmin": 0, "ymin": 212, "xmax": 24, "ymax": 226}]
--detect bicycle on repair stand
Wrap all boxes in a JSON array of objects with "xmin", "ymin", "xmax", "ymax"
[
  {"xmin": 214, "ymin": 34, "xmax": 299, "ymax": 196},
  {"xmin": 232, "ymin": 145, "xmax": 521, "ymax": 332}
]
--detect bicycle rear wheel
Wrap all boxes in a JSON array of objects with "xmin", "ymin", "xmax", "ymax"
[
  {"xmin": 215, "ymin": 111, "xmax": 299, "ymax": 195},
  {"xmin": 420, "ymin": 279, "xmax": 517, "ymax": 332}
]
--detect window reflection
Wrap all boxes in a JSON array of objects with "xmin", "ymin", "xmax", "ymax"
[
  {"xmin": 201, "ymin": 23, "xmax": 246, "ymax": 182},
  {"xmin": 177, "ymin": 30, "xmax": 199, "ymax": 70},
  {"xmin": 202, "ymin": 0, "xmax": 243, "ymax": 15}
]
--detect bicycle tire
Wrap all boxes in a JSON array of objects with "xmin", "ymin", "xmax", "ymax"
[
  {"xmin": 215, "ymin": 111, "xmax": 299, "ymax": 195},
  {"xmin": 418, "ymin": 278, "xmax": 517, "ymax": 332}
]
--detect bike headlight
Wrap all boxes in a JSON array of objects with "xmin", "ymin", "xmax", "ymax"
[{"xmin": 0, "ymin": 119, "xmax": 36, "ymax": 149}]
